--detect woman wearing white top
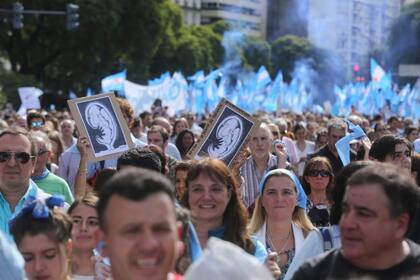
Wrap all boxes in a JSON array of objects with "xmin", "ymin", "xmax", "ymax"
[{"xmin": 248, "ymin": 169, "xmax": 315, "ymax": 279}]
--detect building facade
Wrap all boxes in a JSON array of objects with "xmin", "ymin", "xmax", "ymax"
[
  {"xmin": 173, "ymin": 0, "xmax": 268, "ymax": 38},
  {"xmin": 307, "ymin": 0, "xmax": 402, "ymax": 78},
  {"xmin": 173, "ymin": 0, "xmax": 202, "ymax": 25}
]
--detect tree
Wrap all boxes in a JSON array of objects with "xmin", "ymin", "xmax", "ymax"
[
  {"xmin": 242, "ymin": 36, "xmax": 271, "ymax": 72},
  {"xmin": 0, "ymin": 0, "xmax": 184, "ymax": 101},
  {"xmin": 271, "ymin": 35, "xmax": 312, "ymax": 81}
]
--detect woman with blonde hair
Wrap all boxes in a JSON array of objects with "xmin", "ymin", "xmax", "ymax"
[{"xmin": 249, "ymin": 168, "xmax": 315, "ymax": 279}]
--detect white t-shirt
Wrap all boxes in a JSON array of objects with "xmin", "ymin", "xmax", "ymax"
[{"xmin": 294, "ymin": 140, "xmax": 315, "ymax": 176}]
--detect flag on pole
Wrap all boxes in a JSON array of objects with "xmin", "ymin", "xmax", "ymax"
[
  {"xmin": 370, "ymin": 58, "xmax": 385, "ymax": 83},
  {"xmin": 101, "ymin": 70, "xmax": 127, "ymax": 92},
  {"xmin": 255, "ymin": 66, "xmax": 271, "ymax": 90}
]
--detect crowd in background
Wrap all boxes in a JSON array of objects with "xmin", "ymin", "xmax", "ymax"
[{"xmin": 1, "ymin": 98, "xmax": 420, "ymax": 280}]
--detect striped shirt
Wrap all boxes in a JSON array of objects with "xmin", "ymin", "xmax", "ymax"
[{"xmin": 240, "ymin": 154, "xmax": 278, "ymax": 208}]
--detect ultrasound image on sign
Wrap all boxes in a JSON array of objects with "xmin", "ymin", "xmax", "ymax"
[
  {"xmin": 197, "ymin": 106, "xmax": 254, "ymax": 166},
  {"xmin": 75, "ymin": 96, "xmax": 128, "ymax": 157}
]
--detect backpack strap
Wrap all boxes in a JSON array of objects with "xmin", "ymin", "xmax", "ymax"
[{"xmin": 320, "ymin": 227, "xmax": 333, "ymax": 252}]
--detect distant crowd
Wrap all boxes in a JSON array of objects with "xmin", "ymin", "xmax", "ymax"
[{"xmin": 1, "ymin": 98, "xmax": 420, "ymax": 280}]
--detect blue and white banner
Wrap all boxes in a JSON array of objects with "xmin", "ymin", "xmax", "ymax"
[{"xmin": 101, "ymin": 70, "xmax": 127, "ymax": 92}]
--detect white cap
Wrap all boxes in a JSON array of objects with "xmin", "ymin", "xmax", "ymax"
[{"xmin": 184, "ymin": 238, "xmax": 274, "ymax": 280}]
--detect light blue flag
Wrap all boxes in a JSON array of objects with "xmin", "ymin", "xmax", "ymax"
[
  {"xmin": 255, "ymin": 66, "xmax": 271, "ymax": 90},
  {"xmin": 86, "ymin": 88, "xmax": 93, "ymax": 97},
  {"xmin": 264, "ymin": 71, "xmax": 283, "ymax": 112},
  {"xmin": 370, "ymin": 58, "xmax": 386, "ymax": 83},
  {"xmin": 335, "ymin": 120, "xmax": 367, "ymax": 166},
  {"xmin": 69, "ymin": 91, "xmax": 77, "ymax": 99},
  {"xmin": 101, "ymin": 70, "xmax": 127, "ymax": 92},
  {"xmin": 188, "ymin": 70, "xmax": 205, "ymax": 82},
  {"xmin": 148, "ymin": 72, "xmax": 170, "ymax": 86}
]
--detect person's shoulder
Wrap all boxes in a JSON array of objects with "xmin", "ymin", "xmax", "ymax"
[
  {"xmin": 291, "ymin": 249, "xmax": 340, "ymax": 279},
  {"xmin": 47, "ymin": 172, "xmax": 70, "ymax": 186},
  {"xmin": 407, "ymin": 239, "xmax": 420, "ymax": 259}
]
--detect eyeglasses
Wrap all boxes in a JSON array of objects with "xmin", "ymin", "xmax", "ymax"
[
  {"xmin": 37, "ymin": 149, "xmax": 49, "ymax": 156},
  {"xmin": 30, "ymin": 121, "xmax": 44, "ymax": 128},
  {"xmin": 0, "ymin": 151, "xmax": 35, "ymax": 164},
  {"xmin": 392, "ymin": 150, "xmax": 411, "ymax": 160},
  {"xmin": 307, "ymin": 170, "xmax": 330, "ymax": 177}
]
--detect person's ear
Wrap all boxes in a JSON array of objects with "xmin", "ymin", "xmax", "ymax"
[{"xmin": 394, "ymin": 213, "xmax": 410, "ymax": 240}]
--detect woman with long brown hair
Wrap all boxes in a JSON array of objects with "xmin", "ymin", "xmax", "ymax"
[{"xmin": 181, "ymin": 158, "xmax": 262, "ymax": 255}]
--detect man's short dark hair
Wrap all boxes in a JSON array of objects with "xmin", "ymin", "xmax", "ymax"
[
  {"xmin": 117, "ymin": 147, "xmax": 162, "ymax": 172},
  {"xmin": 369, "ymin": 134, "xmax": 411, "ymax": 161},
  {"xmin": 387, "ymin": 116, "xmax": 399, "ymax": 125},
  {"xmin": 97, "ymin": 168, "xmax": 175, "ymax": 230},
  {"xmin": 139, "ymin": 111, "xmax": 151, "ymax": 119},
  {"xmin": 347, "ymin": 163, "xmax": 420, "ymax": 236}
]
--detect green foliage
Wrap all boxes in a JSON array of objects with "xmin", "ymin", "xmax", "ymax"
[
  {"xmin": 0, "ymin": 1, "xmax": 344, "ymax": 105},
  {"xmin": 0, "ymin": 67, "xmax": 38, "ymax": 107},
  {"xmin": 243, "ymin": 36, "xmax": 271, "ymax": 71},
  {"xmin": 271, "ymin": 35, "xmax": 312, "ymax": 81}
]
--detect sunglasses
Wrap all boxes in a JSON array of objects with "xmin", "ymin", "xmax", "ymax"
[
  {"xmin": 37, "ymin": 149, "xmax": 49, "ymax": 156},
  {"xmin": 30, "ymin": 121, "xmax": 44, "ymax": 128},
  {"xmin": 307, "ymin": 170, "xmax": 330, "ymax": 177},
  {"xmin": 0, "ymin": 151, "xmax": 35, "ymax": 164}
]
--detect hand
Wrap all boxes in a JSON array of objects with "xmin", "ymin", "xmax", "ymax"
[
  {"xmin": 360, "ymin": 136, "xmax": 372, "ymax": 151},
  {"xmin": 274, "ymin": 142, "xmax": 287, "ymax": 168},
  {"xmin": 231, "ymin": 146, "xmax": 250, "ymax": 182},
  {"xmin": 76, "ymin": 136, "xmax": 90, "ymax": 158},
  {"xmin": 266, "ymin": 252, "xmax": 281, "ymax": 279},
  {"xmin": 92, "ymin": 255, "xmax": 112, "ymax": 280}
]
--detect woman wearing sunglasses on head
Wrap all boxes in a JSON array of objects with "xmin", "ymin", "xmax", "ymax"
[{"xmin": 301, "ymin": 157, "xmax": 334, "ymax": 227}]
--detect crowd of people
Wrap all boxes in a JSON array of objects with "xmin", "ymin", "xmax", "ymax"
[{"xmin": 1, "ymin": 98, "xmax": 420, "ymax": 280}]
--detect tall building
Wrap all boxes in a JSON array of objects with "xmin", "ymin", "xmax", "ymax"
[
  {"xmin": 173, "ymin": 0, "xmax": 202, "ymax": 25},
  {"xmin": 266, "ymin": 0, "xmax": 308, "ymax": 41},
  {"xmin": 200, "ymin": 0, "xmax": 268, "ymax": 38},
  {"xmin": 307, "ymin": 0, "xmax": 402, "ymax": 78}
]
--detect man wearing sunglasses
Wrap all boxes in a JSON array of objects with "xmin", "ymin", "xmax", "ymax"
[
  {"xmin": 26, "ymin": 111, "xmax": 45, "ymax": 131},
  {"xmin": 0, "ymin": 129, "xmax": 50, "ymax": 237}
]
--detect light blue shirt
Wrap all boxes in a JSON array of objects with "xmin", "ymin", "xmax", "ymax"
[
  {"xmin": 0, "ymin": 230, "xmax": 26, "ymax": 279},
  {"xmin": 0, "ymin": 180, "xmax": 48, "ymax": 238}
]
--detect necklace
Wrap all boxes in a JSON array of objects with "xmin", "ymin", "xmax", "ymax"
[{"xmin": 266, "ymin": 226, "xmax": 292, "ymax": 255}]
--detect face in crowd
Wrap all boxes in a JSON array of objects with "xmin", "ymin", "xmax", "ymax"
[
  {"xmin": 0, "ymin": 132, "xmax": 36, "ymax": 191},
  {"xmin": 249, "ymin": 125, "xmax": 273, "ymax": 161},
  {"xmin": 100, "ymin": 184, "xmax": 182, "ymax": 280}
]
